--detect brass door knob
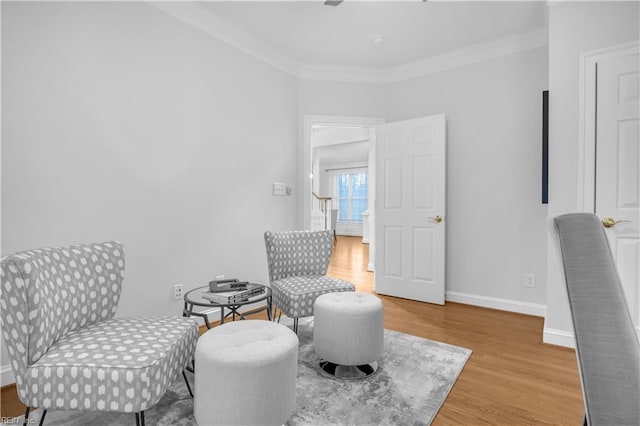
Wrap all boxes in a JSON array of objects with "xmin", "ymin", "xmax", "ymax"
[
  {"xmin": 602, "ymin": 217, "xmax": 631, "ymax": 228},
  {"xmin": 428, "ymin": 215, "xmax": 443, "ymax": 224}
]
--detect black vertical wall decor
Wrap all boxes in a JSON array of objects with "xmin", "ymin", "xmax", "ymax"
[{"xmin": 542, "ymin": 90, "xmax": 549, "ymax": 204}]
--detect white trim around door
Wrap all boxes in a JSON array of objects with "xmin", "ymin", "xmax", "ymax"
[{"xmin": 577, "ymin": 40, "xmax": 640, "ymax": 213}]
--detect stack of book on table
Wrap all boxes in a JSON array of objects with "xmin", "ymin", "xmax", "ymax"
[{"xmin": 201, "ymin": 281, "xmax": 265, "ymax": 304}]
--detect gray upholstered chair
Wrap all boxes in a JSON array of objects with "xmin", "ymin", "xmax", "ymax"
[
  {"xmin": 0, "ymin": 241, "xmax": 199, "ymax": 426},
  {"xmin": 554, "ymin": 213, "xmax": 639, "ymax": 426},
  {"xmin": 264, "ymin": 230, "xmax": 355, "ymax": 333}
]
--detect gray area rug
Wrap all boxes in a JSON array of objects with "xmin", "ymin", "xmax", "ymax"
[{"xmin": 12, "ymin": 321, "xmax": 471, "ymax": 425}]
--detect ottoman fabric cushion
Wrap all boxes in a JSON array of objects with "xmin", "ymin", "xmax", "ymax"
[
  {"xmin": 194, "ymin": 320, "xmax": 298, "ymax": 426},
  {"xmin": 314, "ymin": 292, "xmax": 384, "ymax": 366}
]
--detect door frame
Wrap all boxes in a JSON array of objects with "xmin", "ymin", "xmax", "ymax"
[
  {"xmin": 301, "ymin": 115, "xmax": 385, "ymax": 270},
  {"xmin": 577, "ymin": 40, "xmax": 640, "ymax": 212}
]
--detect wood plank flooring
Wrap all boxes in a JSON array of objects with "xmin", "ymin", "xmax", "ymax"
[
  {"xmin": 1, "ymin": 235, "xmax": 584, "ymax": 424},
  {"xmin": 328, "ymin": 236, "xmax": 584, "ymax": 425},
  {"xmin": 0, "ymin": 384, "xmax": 22, "ymax": 419}
]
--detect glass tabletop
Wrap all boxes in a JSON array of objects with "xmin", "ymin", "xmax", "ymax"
[{"xmin": 184, "ymin": 283, "xmax": 272, "ymax": 308}]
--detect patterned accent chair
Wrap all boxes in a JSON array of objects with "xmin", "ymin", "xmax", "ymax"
[
  {"xmin": 264, "ymin": 230, "xmax": 355, "ymax": 333},
  {"xmin": 0, "ymin": 241, "xmax": 199, "ymax": 426}
]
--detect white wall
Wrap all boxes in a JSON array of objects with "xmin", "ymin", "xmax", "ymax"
[
  {"xmin": 299, "ymin": 80, "xmax": 387, "ymax": 119},
  {"xmin": 387, "ymin": 47, "xmax": 549, "ymax": 311},
  {"xmin": 544, "ymin": 1, "xmax": 640, "ymax": 346},
  {"xmin": 1, "ymin": 2, "xmax": 299, "ymax": 383}
]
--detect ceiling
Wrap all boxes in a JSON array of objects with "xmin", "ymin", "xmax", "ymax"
[
  {"xmin": 313, "ymin": 126, "xmax": 371, "ymax": 165},
  {"xmin": 190, "ymin": 1, "xmax": 548, "ymax": 160},
  {"xmin": 316, "ymin": 141, "xmax": 370, "ymax": 167},
  {"xmin": 199, "ymin": 1, "xmax": 548, "ymax": 68}
]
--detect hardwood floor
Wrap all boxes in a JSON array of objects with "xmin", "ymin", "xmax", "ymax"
[
  {"xmin": 328, "ymin": 236, "xmax": 584, "ymax": 425},
  {"xmin": 1, "ymin": 235, "xmax": 584, "ymax": 424},
  {"xmin": 0, "ymin": 384, "xmax": 23, "ymax": 419}
]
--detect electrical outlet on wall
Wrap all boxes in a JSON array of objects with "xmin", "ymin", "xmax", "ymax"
[
  {"xmin": 273, "ymin": 182, "xmax": 287, "ymax": 196},
  {"xmin": 173, "ymin": 284, "xmax": 183, "ymax": 299},
  {"xmin": 524, "ymin": 273, "xmax": 536, "ymax": 288}
]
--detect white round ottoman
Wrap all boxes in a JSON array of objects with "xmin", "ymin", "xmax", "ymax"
[
  {"xmin": 313, "ymin": 292, "xmax": 384, "ymax": 379},
  {"xmin": 194, "ymin": 320, "xmax": 298, "ymax": 426}
]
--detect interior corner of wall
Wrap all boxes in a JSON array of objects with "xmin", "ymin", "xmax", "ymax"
[{"xmin": 543, "ymin": 324, "xmax": 575, "ymax": 348}]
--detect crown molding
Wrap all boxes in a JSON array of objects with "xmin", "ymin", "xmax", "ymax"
[
  {"xmin": 148, "ymin": 2, "xmax": 300, "ymax": 77},
  {"xmin": 300, "ymin": 28, "xmax": 548, "ymax": 84},
  {"xmin": 298, "ymin": 63, "xmax": 393, "ymax": 84},
  {"xmin": 390, "ymin": 27, "xmax": 548, "ymax": 83},
  {"xmin": 150, "ymin": 2, "xmax": 548, "ymax": 85}
]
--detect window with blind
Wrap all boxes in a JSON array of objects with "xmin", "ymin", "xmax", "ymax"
[{"xmin": 332, "ymin": 169, "xmax": 368, "ymax": 223}]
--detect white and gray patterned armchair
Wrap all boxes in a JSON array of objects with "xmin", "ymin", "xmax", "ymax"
[
  {"xmin": 0, "ymin": 241, "xmax": 199, "ymax": 426},
  {"xmin": 264, "ymin": 230, "xmax": 355, "ymax": 333}
]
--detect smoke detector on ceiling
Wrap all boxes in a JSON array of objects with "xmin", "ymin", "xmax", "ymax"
[{"xmin": 371, "ymin": 35, "xmax": 386, "ymax": 49}]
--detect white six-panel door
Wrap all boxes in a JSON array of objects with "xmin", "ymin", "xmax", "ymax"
[
  {"xmin": 374, "ymin": 115, "xmax": 446, "ymax": 304},
  {"xmin": 596, "ymin": 52, "xmax": 640, "ymax": 333}
]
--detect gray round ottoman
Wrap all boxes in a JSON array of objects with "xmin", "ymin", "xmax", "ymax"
[
  {"xmin": 313, "ymin": 292, "xmax": 384, "ymax": 379},
  {"xmin": 194, "ymin": 320, "xmax": 298, "ymax": 426}
]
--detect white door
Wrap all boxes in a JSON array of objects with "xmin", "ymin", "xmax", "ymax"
[
  {"xmin": 374, "ymin": 115, "xmax": 446, "ymax": 304},
  {"xmin": 596, "ymin": 52, "xmax": 640, "ymax": 333}
]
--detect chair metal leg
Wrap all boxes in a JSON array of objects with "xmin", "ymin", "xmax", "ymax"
[
  {"xmin": 38, "ymin": 410, "xmax": 47, "ymax": 426},
  {"xmin": 183, "ymin": 370, "xmax": 193, "ymax": 398},
  {"xmin": 135, "ymin": 411, "xmax": 145, "ymax": 426},
  {"xmin": 23, "ymin": 407, "xmax": 30, "ymax": 426}
]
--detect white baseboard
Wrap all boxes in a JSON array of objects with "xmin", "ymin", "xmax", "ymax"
[
  {"xmin": 445, "ymin": 291, "xmax": 546, "ymax": 317},
  {"xmin": 1, "ymin": 364, "xmax": 15, "ymax": 387},
  {"xmin": 543, "ymin": 327, "xmax": 575, "ymax": 348},
  {"xmin": 194, "ymin": 307, "xmax": 221, "ymax": 327},
  {"xmin": 542, "ymin": 325, "xmax": 639, "ymax": 349}
]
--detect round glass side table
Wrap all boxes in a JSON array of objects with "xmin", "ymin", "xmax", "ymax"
[{"xmin": 183, "ymin": 283, "xmax": 272, "ymax": 329}]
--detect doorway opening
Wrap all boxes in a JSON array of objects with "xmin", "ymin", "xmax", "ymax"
[
  {"xmin": 303, "ymin": 114, "xmax": 447, "ymax": 304},
  {"xmin": 302, "ymin": 116, "xmax": 385, "ymax": 272},
  {"xmin": 313, "ymin": 128, "xmax": 369, "ymax": 238}
]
